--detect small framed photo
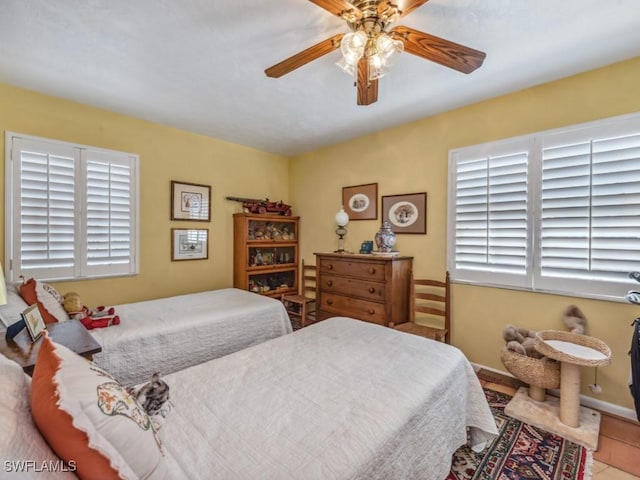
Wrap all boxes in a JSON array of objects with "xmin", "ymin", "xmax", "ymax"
[
  {"xmin": 171, "ymin": 181, "xmax": 211, "ymax": 221},
  {"xmin": 22, "ymin": 304, "xmax": 46, "ymax": 341},
  {"xmin": 382, "ymin": 192, "xmax": 427, "ymax": 234},
  {"xmin": 342, "ymin": 183, "xmax": 377, "ymax": 220},
  {"xmin": 171, "ymin": 228, "xmax": 209, "ymax": 261}
]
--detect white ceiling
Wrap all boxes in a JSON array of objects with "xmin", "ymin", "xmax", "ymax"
[{"xmin": 0, "ymin": 1, "xmax": 639, "ymax": 157}]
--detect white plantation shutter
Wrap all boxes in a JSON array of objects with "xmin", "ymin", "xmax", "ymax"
[
  {"xmin": 449, "ymin": 139, "xmax": 531, "ymax": 287},
  {"xmin": 6, "ymin": 133, "xmax": 139, "ymax": 282},
  {"xmin": 11, "ymin": 138, "xmax": 77, "ymax": 280},
  {"xmin": 448, "ymin": 112, "xmax": 640, "ymax": 300},
  {"xmin": 536, "ymin": 126, "xmax": 640, "ymax": 296},
  {"xmin": 84, "ymin": 150, "xmax": 136, "ymax": 277}
]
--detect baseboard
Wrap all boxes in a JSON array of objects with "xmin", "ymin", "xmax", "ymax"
[{"xmin": 472, "ymin": 362, "xmax": 639, "ymax": 424}]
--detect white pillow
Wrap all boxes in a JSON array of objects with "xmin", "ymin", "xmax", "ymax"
[
  {"xmin": 0, "ymin": 353, "xmax": 76, "ymax": 479},
  {"xmin": 30, "ymin": 336, "xmax": 167, "ymax": 479},
  {"xmin": 0, "ymin": 288, "xmax": 30, "ymax": 329},
  {"xmin": 35, "ymin": 281, "xmax": 69, "ymax": 322}
]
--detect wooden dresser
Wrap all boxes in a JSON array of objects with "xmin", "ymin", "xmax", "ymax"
[{"xmin": 314, "ymin": 252, "xmax": 413, "ymax": 327}]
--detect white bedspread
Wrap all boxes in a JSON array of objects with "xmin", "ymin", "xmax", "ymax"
[
  {"xmin": 160, "ymin": 317, "xmax": 498, "ymax": 480},
  {"xmin": 90, "ymin": 288, "xmax": 292, "ymax": 386}
]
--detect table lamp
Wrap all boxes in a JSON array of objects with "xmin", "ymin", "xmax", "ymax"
[
  {"xmin": 0, "ymin": 265, "xmax": 6, "ymax": 307},
  {"xmin": 334, "ymin": 206, "xmax": 349, "ymax": 253},
  {"xmin": 0, "ymin": 265, "xmax": 27, "ymax": 340}
]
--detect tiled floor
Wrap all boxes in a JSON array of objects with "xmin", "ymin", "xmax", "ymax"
[{"xmin": 479, "ymin": 379, "xmax": 640, "ymax": 480}]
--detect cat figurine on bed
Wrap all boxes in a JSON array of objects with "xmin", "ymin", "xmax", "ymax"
[{"xmin": 127, "ymin": 373, "xmax": 172, "ymax": 431}]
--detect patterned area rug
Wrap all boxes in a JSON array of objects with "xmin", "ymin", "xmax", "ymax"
[{"xmin": 447, "ymin": 388, "xmax": 592, "ymax": 480}]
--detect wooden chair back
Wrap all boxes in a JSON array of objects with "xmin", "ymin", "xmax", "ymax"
[
  {"xmin": 300, "ymin": 260, "xmax": 317, "ymax": 298},
  {"xmin": 281, "ymin": 260, "xmax": 317, "ymax": 329},
  {"xmin": 408, "ymin": 271, "xmax": 450, "ymax": 343}
]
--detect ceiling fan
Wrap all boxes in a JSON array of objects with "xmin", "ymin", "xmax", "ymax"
[{"xmin": 265, "ymin": 0, "xmax": 486, "ymax": 106}]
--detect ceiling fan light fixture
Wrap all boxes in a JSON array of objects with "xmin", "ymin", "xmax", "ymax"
[
  {"xmin": 266, "ymin": 0, "xmax": 486, "ymax": 105},
  {"xmin": 376, "ymin": 33, "xmax": 403, "ymax": 63},
  {"xmin": 368, "ymin": 55, "xmax": 390, "ymax": 80},
  {"xmin": 338, "ymin": 31, "xmax": 404, "ymax": 80},
  {"xmin": 340, "ymin": 31, "xmax": 367, "ymax": 62},
  {"xmin": 336, "ymin": 56, "xmax": 357, "ymax": 76},
  {"xmin": 366, "ymin": 33, "xmax": 403, "ymax": 80}
]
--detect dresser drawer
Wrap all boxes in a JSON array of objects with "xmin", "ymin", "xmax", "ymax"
[
  {"xmin": 319, "ymin": 274, "xmax": 385, "ymax": 302},
  {"xmin": 319, "ymin": 258, "xmax": 385, "ymax": 281},
  {"xmin": 319, "ymin": 293, "xmax": 386, "ymax": 325}
]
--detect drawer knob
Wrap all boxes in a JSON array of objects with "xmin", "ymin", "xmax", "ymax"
[
  {"xmin": 327, "ymin": 280, "xmax": 333, "ymax": 287},
  {"xmin": 368, "ymin": 287, "xmax": 375, "ymax": 294},
  {"xmin": 327, "ymin": 264, "xmax": 334, "ymax": 270},
  {"xmin": 367, "ymin": 308, "xmax": 375, "ymax": 315},
  {"xmin": 368, "ymin": 268, "xmax": 376, "ymax": 274},
  {"xmin": 327, "ymin": 299, "xmax": 333, "ymax": 305}
]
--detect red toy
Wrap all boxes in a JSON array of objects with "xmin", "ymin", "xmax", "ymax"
[
  {"xmin": 62, "ymin": 292, "xmax": 120, "ymax": 330},
  {"xmin": 79, "ymin": 312, "xmax": 120, "ymax": 330}
]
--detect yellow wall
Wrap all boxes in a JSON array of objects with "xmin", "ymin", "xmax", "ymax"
[
  {"xmin": 0, "ymin": 84, "xmax": 289, "ymax": 307},
  {"xmin": 290, "ymin": 56, "xmax": 640, "ymax": 410},
  {"xmin": 2, "ymin": 56, "xmax": 640, "ymax": 411}
]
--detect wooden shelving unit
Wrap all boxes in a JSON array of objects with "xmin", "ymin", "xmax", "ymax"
[{"xmin": 233, "ymin": 213, "xmax": 299, "ymax": 298}]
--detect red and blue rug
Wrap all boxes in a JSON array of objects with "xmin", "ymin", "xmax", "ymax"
[{"xmin": 447, "ymin": 388, "xmax": 592, "ymax": 480}]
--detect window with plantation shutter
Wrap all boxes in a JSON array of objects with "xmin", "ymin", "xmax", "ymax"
[
  {"xmin": 5, "ymin": 132, "xmax": 139, "ymax": 282},
  {"xmin": 449, "ymin": 138, "xmax": 532, "ymax": 289},
  {"xmin": 536, "ymin": 126, "xmax": 640, "ymax": 297},
  {"xmin": 448, "ymin": 112, "xmax": 640, "ymax": 301}
]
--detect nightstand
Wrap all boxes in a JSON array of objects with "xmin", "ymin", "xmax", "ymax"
[{"xmin": 0, "ymin": 319, "xmax": 102, "ymax": 376}]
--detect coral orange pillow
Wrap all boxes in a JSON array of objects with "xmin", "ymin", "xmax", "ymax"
[
  {"xmin": 31, "ymin": 334, "xmax": 166, "ymax": 479},
  {"xmin": 18, "ymin": 278, "xmax": 68, "ymax": 324}
]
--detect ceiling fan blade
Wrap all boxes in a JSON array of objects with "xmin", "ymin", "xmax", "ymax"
[
  {"xmin": 265, "ymin": 34, "xmax": 344, "ymax": 78},
  {"xmin": 357, "ymin": 58, "xmax": 378, "ymax": 106},
  {"xmin": 308, "ymin": 0, "xmax": 362, "ymax": 21},
  {"xmin": 392, "ymin": 0, "xmax": 431, "ymax": 18},
  {"xmin": 391, "ymin": 26, "xmax": 486, "ymax": 74}
]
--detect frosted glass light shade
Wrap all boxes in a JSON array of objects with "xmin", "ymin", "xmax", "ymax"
[
  {"xmin": 340, "ymin": 31, "xmax": 367, "ymax": 61},
  {"xmin": 335, "ymin": 206, "xmax": 349, "ymax": 227},
  {"xmin": 336, "ymin": 56, "xmax": 357, "ymax": 76},
  {"xmin": 376, "ymin": 34, "xmax": 403, "ymax": 63}
]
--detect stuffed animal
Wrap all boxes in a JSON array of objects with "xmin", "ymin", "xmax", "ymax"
[
  {"xmin": 563, "ymin": 305, "xmax": 587, "ymax": 334},
  {"xmin": 62, "ymin": 292, "xmax": 120, "ymax": 330},
  {"xmin": 502, "ymin": 324, "xmax": 544, "ymax": 358}
]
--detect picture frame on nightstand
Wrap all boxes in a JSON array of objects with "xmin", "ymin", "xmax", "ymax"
[{"xmin": 22, "ymin": 304, "xmax": 46, "ymax": 341}]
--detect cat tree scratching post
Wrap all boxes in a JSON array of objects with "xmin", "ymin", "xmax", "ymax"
[
  {"xmin": 534, "ymin": 330, "xmax": 611, "ymax": 427},
  {"xmin": 504, "ymin": 330, "xmax": 611, "ymax": 450}
]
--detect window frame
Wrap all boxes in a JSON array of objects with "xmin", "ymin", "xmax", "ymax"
[
  {"xmin": 447, "ymin": 112, "xmax": 640, "ymax": 302},
  {"xmin": 4, "ymin": 132, "xmax": 140, "ymax": 283}
]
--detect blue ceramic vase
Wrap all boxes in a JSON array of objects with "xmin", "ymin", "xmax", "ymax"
[{"xmin": 375, "ymin": 221, "xmax": 396, "ymax": 253}]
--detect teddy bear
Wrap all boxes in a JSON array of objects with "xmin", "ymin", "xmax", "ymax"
[
  {"xmin": 62, "ymin": 292, "xmax": 120, "ymax": 330},
  {"xmin": 502, "ymin": 324, "xmax": 544, "ymax": 358}
]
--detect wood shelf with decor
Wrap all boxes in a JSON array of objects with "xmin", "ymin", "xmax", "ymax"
[{"xmin": 233, "ymin": 213, "xmax": 299, "ymax": 298}]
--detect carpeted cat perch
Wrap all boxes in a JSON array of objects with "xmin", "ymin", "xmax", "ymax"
[{"xmin": 504, "ymin": 330, "xmax": 611, "ymax": 451}]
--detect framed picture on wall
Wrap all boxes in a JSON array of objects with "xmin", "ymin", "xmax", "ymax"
[
  {"xmin": 342, "ymin": 183, "xmax": 377, "ymax": 220},
  {"xmin": 171, "ymin": 181, "xmax": 211, "ymax": 221},
  {"xmin": 382, "ymin": 192, "xmax": 427, "ymax": 234},
  {"xmin": 171, "ymin": 228, "xmax": 209, "ymax": 261}
]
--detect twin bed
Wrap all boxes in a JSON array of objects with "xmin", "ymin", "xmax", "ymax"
[
  {"xmin": 0, "ymin": 286, "xmax": 292, "ymax": 386},
  {"xmin": 159, "ymin": 317, "xmax": 498, "ymax": 480},
  {"xmin": 1, "ymin": 286, "xmax": 498, "ymax": 479},
  {"xmin": 88, "ymin": 288, "xmax": 293, "ymax": 385}
]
